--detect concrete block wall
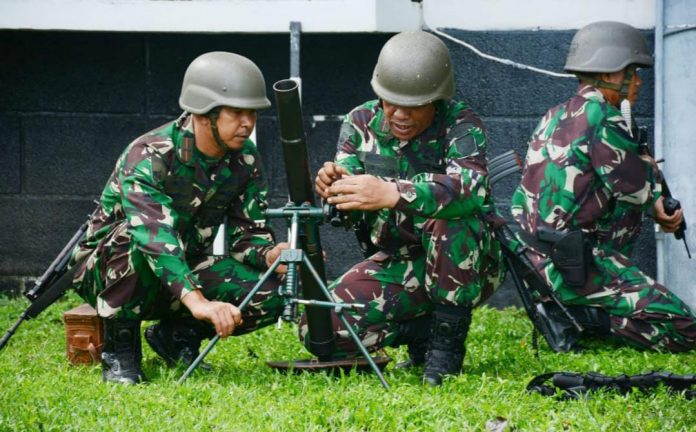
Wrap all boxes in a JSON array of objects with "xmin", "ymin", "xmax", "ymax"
[{"xmin": 0, "ymin": 29, "xmax": 656, "ymax": 307}]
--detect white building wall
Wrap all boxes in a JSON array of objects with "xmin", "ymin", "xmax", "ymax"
[{"xmin": 0, "ymin": 0, "xmax": 656, "ymax": 32}]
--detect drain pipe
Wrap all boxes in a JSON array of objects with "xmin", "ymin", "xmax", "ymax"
[{"xmin": 654, "ymin": 0, "xmax": 666, "ymax": 283}]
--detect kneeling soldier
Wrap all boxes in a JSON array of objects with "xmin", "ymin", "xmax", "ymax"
[
  {"xmin": 70, "ymin": 52, "xmax": 288, "ymax": 384},
  {"xmin": 511, "ymin": 21, "xmax": 696, "ymax": 351},
  {"xmin": 306, "ymin": 31, "xmax": 504, "ymax": 385}
]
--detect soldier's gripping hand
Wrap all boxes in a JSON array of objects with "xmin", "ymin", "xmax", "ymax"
[
  {"xmin": 326, "ymin": 175, "xmax": 400, "ymax": 211},
  {"xmin": 654, "ymin": 196, "xmax": 684, "ymax": 233},
  {"xmin": 181, "ymin": 290, "xmax": 243, "ymax": 338},
  {"xmin": 265, "ymin": 242, "xmax": 290, "ymax": 274},
  {"xmin": 316, "ymin": 162, "xmax": 351, "ymax": 199}
]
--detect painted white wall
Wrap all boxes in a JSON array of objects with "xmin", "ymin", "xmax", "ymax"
[
  {"xmin": 657, "ymin": 0, "xmax": 696, "ymax": 311},
  {"xmin": 0, "ymin": 0, "xmax": 655, "ymax": 32},
  {"xmin": 423, "ymin": 0, "xmax": 656, "ymax": 30},
  {"xmin": 0, "ymin": 0, "xmax": 421, "ymax": 33}
]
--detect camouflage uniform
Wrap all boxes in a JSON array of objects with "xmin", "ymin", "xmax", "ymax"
[
  {"xmin": 70, "ymin": 114, "xmax": 283, "ymax": 332},
  {"xmin": 511, "ymin": 84, "xmax": 696, "ymax": 351},
  {"xmin": 302, "ymin": 99, "xmax": 504, "ymax": 355}
]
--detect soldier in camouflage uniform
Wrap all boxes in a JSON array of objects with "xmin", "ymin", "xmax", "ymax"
[
  {"xmin": 307, "ymin": 31, "xmax": 504, "ymax": 386},
  {"xmin": 70, "ymin": 52, "xmax": 289, "ymax": 384},
  {"xmin": 511, "ymin": 21, "xmax": 696, "ymax": 351}
]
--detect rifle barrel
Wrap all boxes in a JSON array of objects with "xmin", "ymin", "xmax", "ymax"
[{"xmin": 0, "ymin": 312, "xmax": 28, "ymax": 352}]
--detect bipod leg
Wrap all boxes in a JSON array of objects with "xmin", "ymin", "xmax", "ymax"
[
  {"xmin": 301, "ymin": 255, "xmax": 390, "ymax": 390},
  {"xmin": 177, "ymin": 258, "xmax": 284, "ymax": 384}
]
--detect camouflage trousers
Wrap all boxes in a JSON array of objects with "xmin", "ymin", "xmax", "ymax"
[
  {"xmin": 72, "ymin": 227, "xmax": 284, "ymax": 333},
  {"xmin": 300, "ymin": 217, "xmax": 504, "ymax": 356},
  {"xmin": 529, "ymin": 246, "xmax": 696, "ymax": 352}
]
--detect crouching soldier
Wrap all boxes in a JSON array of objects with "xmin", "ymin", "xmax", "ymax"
[
  {"xmin": 70, "ymin": 52, "xmax": 289, "ymax": 384},
  {"xmin": 511, "ymin": 21, "xmax": 696, "ymax": 351},
  {"xmin": 305, "ymin": 31, "xmax": 504, "ymax": 385}
]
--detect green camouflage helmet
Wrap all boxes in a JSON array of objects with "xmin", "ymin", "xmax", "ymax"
[
  {"xmin": 371, "ymin": 31, "xmax": 455, "ymax": 107},
  {"xmin": 564, "ymin": 21, "xmax": 654, "ymax": 73},
  {"xmin": 179, "ymin": 51, "xmax": 271, "ymax": 113}
]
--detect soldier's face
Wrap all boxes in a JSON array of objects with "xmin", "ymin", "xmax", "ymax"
[
  {"xmin": 382, "ymin": 101, "xmax": 436, "ymax": 141},
  {"xmin": 600, "ymin": 68, "xmax": 642, "ymax": 106},
  {"xmin": 216, "ymin": 107, "xmax": 258, "ymax": 150},
  {"xmin": 626, "ymin": 69, "xmax": 643, "ymax": 105}
]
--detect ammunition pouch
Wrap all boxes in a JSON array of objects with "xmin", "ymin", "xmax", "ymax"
[{"xmin": 520, "ymin": 228, "xmax": 593, "ymax": 288}]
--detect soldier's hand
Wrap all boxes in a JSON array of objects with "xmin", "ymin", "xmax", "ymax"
[
  {"xmin": 182, "ymin": 291, "xmax": 242, "ymax": 338},
  {"xmin": 654, "ymin": 196, "xmax": 684, "ymax": 233},
  {"xmin": 316, "ymin": 162, "xmax": 350, "ymax": 199},
  {"xmin": 266, "ymin": 242, "xmax": 290, "ymax": 274},
  {"xmin": 326, "ymin": 175, "xmax": 400, "ymax": 211}
]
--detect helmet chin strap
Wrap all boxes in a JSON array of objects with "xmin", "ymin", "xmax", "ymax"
[
  {"xmin": 206, "ymin": 107, "xmax": 229, "ymax": 153},
  {"xmin": 576, "ymin": 66, "xmax": 635, "ymax": 103}
]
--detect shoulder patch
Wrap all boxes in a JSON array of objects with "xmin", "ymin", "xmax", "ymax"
[{"xmin": 446, "ymin": 122, "xmax": 479, "ymax": 156}]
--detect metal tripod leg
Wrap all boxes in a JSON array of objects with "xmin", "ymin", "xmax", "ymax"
[
  {"xmin": 177, "ymin": 258, "xmax": 283, "ymax": 384},
  {"xmin": 179, "ymin": 203, "xmax": 389, "ymax": 389},
  {"xmin": 301, "ymin": 254, "xmax": 390, "ymax": 390},
  {"xmin": 178, "ymin": 253, "xmax": 391, "ymax": 389}
]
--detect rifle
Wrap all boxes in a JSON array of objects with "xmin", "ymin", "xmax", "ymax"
[
  {"xmin": 487, "ymin": 151, "xmax": 583, "ymax": 353},
  {"xmin": 635, "ymin": 126, "xmax": 691, "ymax": 259},
  {"xmin": 0, "ymin": 217, "xmax": 89, "ymax": 352},
  {"xmin": 620, "ymin": 100, "xmax": 690, "ymax": 258}
]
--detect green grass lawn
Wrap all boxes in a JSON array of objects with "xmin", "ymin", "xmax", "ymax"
[{"xmin": 0, "ymin": 293, "xmax": 694, "ymax": 431}]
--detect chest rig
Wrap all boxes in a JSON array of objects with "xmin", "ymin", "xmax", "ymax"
[
  {"xmin": 159, "ymin": 140, "xmax": 250, "ymax": 252},
  {"xmin": 358, "ymin": 120, "xmax": 479, "ymax": 179}
]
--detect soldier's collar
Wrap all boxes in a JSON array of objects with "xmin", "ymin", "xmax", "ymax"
[
  {"xmin": 175, "ymin": 113, "xmax": 198, "ymax": 166},
  {"xmin": 372, "ymin": 101, "xmax": 392, "ymax": 140},
  {"xmin": 416, "ymin": 100, "xmax": 447, "ymax": 144},
  {"xmin": 577, "ymin": 83, "xmax": 606, "ymax": 103}
]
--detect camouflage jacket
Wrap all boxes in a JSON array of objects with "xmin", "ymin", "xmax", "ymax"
[
  {"xmin": 335, "ymin": 99, "xmax": 491, "ymax": 256},
  {"xmin": 511, "ymin": 84, "xmax": 661, "ymax": 254},
  {"xmin": 73, "ymin": 114, "xmax": 274, "ymax": 300}
]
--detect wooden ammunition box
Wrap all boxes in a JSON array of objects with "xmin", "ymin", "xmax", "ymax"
[{"xmin": 63, "ymin": 304, "xmax": 104, "ymax": 365}]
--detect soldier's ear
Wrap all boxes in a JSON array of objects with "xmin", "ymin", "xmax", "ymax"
[{"xmin": 192, "ymin": 113, "xmax": 209, "ymax": 126}]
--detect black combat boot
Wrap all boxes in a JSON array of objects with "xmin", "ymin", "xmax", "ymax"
[
  {"xmin": 392, "ymin": 315, "xmax": 431, "ymax": 369},
  {"xmin": 534, "ymin": 301, "xmax": 582, "ymax": 352},
  {"xmin": 568, "ymin": 306, "xmax": 611, "ymax": 337},
  {"xmin": 536, "ymin": 303, "xmax": 612, "ymax": 352},
  {"xmin": 422, "ymin": 303, "xmax": 473, "ymax": 386},
  {"xmin": 145, "ymin": 318, "xmax": 216, "ymax": 369},
  {"xmin": 102, "ymin": 319, "xmax": 145, "ymax": 385}
]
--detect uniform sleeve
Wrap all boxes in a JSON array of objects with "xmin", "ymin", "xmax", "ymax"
[
  {"xmin": 590, "ymin": 110, "xmax": 661, "ymax": 211},
  {"xmin": 334, "ymin": 118, "xmax": 372, "ymax": 224},
  {"xmin": 226, "ymin": 147, "xmax": 275, "ymax": 270},
  {"xmin": 334, "ymin": 120, "xmax": 365, "ymax": 174},
  {"xmin": 119, "ymin": 151, "xmax": 201, "ymax": 300},
  {"xmin": 393, "ymin": 122, "xmax": 489, "ymax": 219}
]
